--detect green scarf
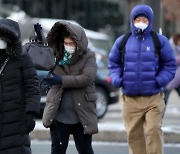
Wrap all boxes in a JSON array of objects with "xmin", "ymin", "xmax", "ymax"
[{"xmin": 59, "ymin": 50, "xmax": 72, "ymax": 65}]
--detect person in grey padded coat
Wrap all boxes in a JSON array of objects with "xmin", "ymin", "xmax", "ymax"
[
  {"xmin": 42, "ymin": 21, "xmax": 98, "ymax": 154},
  {"xmin": 0, "ymin": 18, "xmax": 40, "ymax": 154}
]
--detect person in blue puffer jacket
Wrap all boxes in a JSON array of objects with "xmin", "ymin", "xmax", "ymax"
[{"xmin": 108, "ymin": 4, "xmax": 176, "ymax": 154}]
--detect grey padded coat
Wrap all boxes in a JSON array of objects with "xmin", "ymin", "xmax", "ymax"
[{"xmin": 42, "ymin": 21, "xmax": 98, "ymax": 135}]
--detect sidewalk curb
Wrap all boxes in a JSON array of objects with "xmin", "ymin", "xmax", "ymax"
[{"xmin": 30, "ymin": 129, "xmax": 180, "ymax": 143}]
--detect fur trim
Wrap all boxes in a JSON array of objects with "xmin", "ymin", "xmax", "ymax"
[
  {"xmin": 0, "ymin": 19, "xmax": 22, "ymax": 59},
  {"xmin": 47, "ymin": 21, "xmax": 88, "ymax": 64}
]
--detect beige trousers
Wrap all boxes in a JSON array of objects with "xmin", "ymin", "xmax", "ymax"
[{"xmin": 122, "ymin": 92, "xmax": 165, "ymax": 154}]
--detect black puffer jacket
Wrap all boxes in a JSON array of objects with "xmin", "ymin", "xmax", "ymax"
[{"xmin": 0, "ymin": 19, "xmax": 40, "ymax": 154}]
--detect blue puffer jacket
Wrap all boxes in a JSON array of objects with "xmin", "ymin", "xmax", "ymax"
[{"xmin": 108, "ymin": 5, "xmax": 176, "ymax": 96}]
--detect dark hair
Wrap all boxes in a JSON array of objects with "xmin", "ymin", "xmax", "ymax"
[
  {"xmin": 173, "ymin": 34, "xmax": 180, "ymax": 45},
  {"xmin": 47, "ymin": 25, "xmax": 70, "ymax": 61},
  {"xmin": 47, "ymin": 23, "xmax": 78, "ymax": 64},
  {"xmin": 134, "ymin": 14, "xmax": 148, "ymax": 20}
]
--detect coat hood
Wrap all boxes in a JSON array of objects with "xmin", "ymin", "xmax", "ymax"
[
  {"xmin": 130, "ymin": 4, "xmax": 154, "ymax": 35},
  {"xmin": 0, "ymin": 18, "xmax": 22, "ymax": 59},
  {"xmin": 47, "ymin": 21, "xmax": 88, "ymax": 63}
]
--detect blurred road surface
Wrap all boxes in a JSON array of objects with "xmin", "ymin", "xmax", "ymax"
[{"xmin": 31, "ymin": 140, "xmax": 180, "ymax": 154}]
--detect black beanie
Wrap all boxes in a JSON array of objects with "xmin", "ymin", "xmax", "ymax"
[{"xmin": 134, "ymin": 14, "xmax": 148, "ymax": 20}]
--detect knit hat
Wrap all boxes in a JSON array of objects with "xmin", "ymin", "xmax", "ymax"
[{"xmin": 134, "ymin": 13, "xmax": 148, "ymax": 20}]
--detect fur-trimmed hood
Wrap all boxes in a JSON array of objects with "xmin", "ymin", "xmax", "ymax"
[
  {"xmin": 0, "ymin": 18, "xmax": 22, "ymax": 59},
  {"xmin": 47, "ymin": 21, "xmax": 89, "ymax": 63}
]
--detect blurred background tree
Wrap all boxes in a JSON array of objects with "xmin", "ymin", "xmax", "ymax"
[
  {"xmin": 1, "ymin": 0, "xmax": 180, "ymax": 40},
  {"xmin": 161, "ymin": 0, "xmax": 180, "ymax": 36}
]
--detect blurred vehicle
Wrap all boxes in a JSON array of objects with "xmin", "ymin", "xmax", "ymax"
[
  {"xmin": 0, "ymin": 4, "xmax": 37, "ymax": 43},
  {"xmin": 37, "ymin": 47, "xmax": 119, "ymax": 119}
]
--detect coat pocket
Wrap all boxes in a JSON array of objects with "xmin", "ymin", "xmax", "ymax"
[
  {"xmin": 42, "ymin": 86, "xmax": 62, "ymax": 128},
  {"xmin": 85, "ymin": 93, "xmax": 97, "ymax": 102}
]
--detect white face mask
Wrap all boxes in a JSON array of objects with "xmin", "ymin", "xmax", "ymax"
[
  {"xmin": 0, "ymin": 39, "xmax": 7, "ymax": 49},
  {"xmin": 64, "ymin": 45, "xmax": 76, "ymax": 54},
  {"xmin": 134, "ymin": 22, "xmax": 148, "ymax": 31}
]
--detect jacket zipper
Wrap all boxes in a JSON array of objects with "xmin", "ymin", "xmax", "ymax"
[
  {"xmin": 0, "ymin": 59, "xmax": 8, "ymax": 137},
  {"xmin": 137, "ymin": 37, "xmax": 143, "ymax": 94}
]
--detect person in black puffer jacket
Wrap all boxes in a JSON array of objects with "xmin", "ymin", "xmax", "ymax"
[{"xmin": 0, "ymin": 18, "xmax": 40, "ymax": 154}]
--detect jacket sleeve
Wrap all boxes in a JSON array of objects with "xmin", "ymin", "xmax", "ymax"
[
  {"xmin": 22, "ymin": 53, "xmax": 41, "ymax": 114},
  {"xmin": 176, "ymin": 55, "xmax": 180, "ymax": 66},
  {"xmin": 61, "ymin": 52, "xmax": 97, "ymax": 88},
  {"xmin": 108, "ymin": 36, "xmax": 123, "ymax": 88},
  {"xmin": 156, "ymin": 35, "xmax": 176, "ymax": 88}
]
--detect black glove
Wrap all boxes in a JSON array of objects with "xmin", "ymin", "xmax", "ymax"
[
  {"xmin": 49, "ymin": 121, "xmax": 57, "ymax": 131},
  {"xmin": 26, "ymin": 112, "xmax": 36, "ymax": 134},
  {"xmin": 43, "ymin": 73, "xmax": 62, "ymax": 87},
  {"xmin": 34, "ymin": 23, "xmax": 42, "ymax": 42}
]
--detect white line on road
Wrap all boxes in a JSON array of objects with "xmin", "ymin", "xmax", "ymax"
[{"xmin": 32, "ymin": 140, "xmax": 180, "ymax": 147}]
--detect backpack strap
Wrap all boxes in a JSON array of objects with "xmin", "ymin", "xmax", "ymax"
[
  {"xmin": 119, "ymin": 32, "xmax": 132, "ymax": 53},
  {"xmin": 119, "ymin": 32, "xmax": 131, "ymax": 75},
  {"xmin": 119, "ymin": 31, "xmax": 161, "ymax": 76},
  {"xmin": 150, "ymin": 31, "xmax": 161, "ymax": 57}
]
